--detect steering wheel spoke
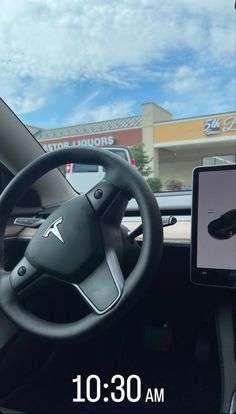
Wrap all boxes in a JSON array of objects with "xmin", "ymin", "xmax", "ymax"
[{"xmin": 73, "ymin": 250, "xmax": 124, "ymax": 314}]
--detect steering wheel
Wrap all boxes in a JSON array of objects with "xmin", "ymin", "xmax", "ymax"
[{"xmin": 0, "ymin": 148, "xmax": 163, "ymax": 341}]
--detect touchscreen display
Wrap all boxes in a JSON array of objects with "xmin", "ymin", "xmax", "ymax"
[
  {"xmin": 191, "ymin": 165, "xmax": 236, "ymax": 287},
  {"xmin": 197, "ymin": 169, "xmax": 236, "ymax": 270}
]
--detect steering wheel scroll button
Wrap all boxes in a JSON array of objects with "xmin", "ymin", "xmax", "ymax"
[
  {"xmin": 17, "ymin": 266, "xmax": 26, "ymax": 276},
  {"xmin": 10, "ymin": 258, "xmax": 39, "ymax": 294},
  {"xmin": 94, "ymin": 189, "xmax": 103, "ymax": 199}
]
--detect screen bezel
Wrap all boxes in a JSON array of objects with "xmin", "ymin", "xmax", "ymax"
[{"xmin": 191, "ymin": 164, "xmax": 236, "ymax": 288}]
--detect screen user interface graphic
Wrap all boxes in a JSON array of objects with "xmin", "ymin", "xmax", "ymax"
[{"xmin": 197, "ymin": 168, "xmax": 236, "ymax": 271}]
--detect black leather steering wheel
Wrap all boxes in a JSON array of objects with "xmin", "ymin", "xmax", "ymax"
[{"xmin": 0, "ymin": 148, "xmax": 163, "ymax": 341}]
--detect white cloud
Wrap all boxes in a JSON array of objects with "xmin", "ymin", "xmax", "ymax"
[
  {"xmin": 66, "ymin": 97, "xmax": 135, "ymax": 124},
  {"xmin": 157, "ymin": 58, "xmax": 236, "ymax": 117},
  {"xmin": 11, "ymin": 95, "xmax": 45, "ymax": 115},
  {"xmin": 161, "ymin": 72, "xmax": 235, "ymax": 118},
  {"xmin": 0, "ymin": 73, "xmax": 50, "ymax": 115},
  {"xmin": 166, "ymin": 66, "xmax": 207, "ymax": 95},
  {"xmin": 0, "ymin": 0, "xmax": 235, "ymax": 115}
]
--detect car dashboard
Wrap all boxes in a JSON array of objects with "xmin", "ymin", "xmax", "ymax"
[{"xmin": 2, "ymin": 172, "xmax": 236, "ymax": 414}]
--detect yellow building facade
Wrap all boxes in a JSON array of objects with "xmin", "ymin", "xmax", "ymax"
[{"xmin": 142, "ymin": 103, "xmax": 236, "ymax": 190}]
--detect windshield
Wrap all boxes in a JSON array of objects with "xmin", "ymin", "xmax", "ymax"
[{"xmin": 1, "ymin": 0, "xmax": 235, "ymax": 194}]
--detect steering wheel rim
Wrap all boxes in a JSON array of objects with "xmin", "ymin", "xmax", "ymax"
[{"xmin": 0, "ymin": 147, "xmax": 163, "ymax": 341}]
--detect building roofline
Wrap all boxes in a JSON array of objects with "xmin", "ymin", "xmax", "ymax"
[
  {"xmin": 142, "ymin": 101, "xmax": 172, "ymax": 116},
  {"xmin": 26, "ymin": 124, "xmax": 42, "ymax": 129},
  {"xmin": 154, "ymin": 110, "xmax": 236, "ymax": 125},
  {"xmin": 37, "ymin": 125, "xmax": 142, "ymax": 142},
  {"xmin": 35, "ymin": 114, "xmax": 141, "ymax": 135}
]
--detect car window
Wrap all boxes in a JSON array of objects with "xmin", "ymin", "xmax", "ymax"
[
  {"xmin": 72, "ymin": 164, "xmax": 99, "ymax": 173},
  {"xmin": 0, "ymin": 1, "xmax": 235, "ymax": 194}
]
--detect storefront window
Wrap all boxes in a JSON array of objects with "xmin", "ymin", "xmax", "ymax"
[{"xmin": 202, "ymin": 155, "xmax": 235, "ymax": 166}]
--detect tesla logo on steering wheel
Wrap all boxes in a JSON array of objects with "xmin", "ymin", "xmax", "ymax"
[{"xmin": 43, "ymin": 217, "xmax": 64, "ymax": 244}]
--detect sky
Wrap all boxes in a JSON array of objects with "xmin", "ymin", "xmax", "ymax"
[{"xmin": 0, "ymin": 0, "xmax": 235, "ymax": 129}]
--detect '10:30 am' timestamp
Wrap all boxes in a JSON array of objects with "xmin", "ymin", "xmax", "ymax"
[{"xmin": 72, "ymin": 374, "xmax": 164, "ymax": 404}]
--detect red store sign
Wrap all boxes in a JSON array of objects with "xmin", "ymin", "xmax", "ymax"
[{"xmin": 39, "ymin": 128, "xmax": 142, "ymax": 151}]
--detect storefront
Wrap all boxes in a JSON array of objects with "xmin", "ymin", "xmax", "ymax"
[
  {"xmin": 33, "ymin": 103, "xmax": 236, "ymax": 190},
  {"xmin": 152, "ymin": 112, "xmax": 236, "ymax": 189},
  {"xmin": 35, "ymin": 117, "xmax": 143, "ymax": 152}
]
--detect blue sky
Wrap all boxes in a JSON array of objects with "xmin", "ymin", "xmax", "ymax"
[{"xmin": 0, "ymin": 0, "xmax": 235, "ymax": 129}]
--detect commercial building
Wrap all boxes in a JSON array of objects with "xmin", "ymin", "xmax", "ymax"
[
  {"xmin": 32, "ymin": 103, "xmax": 236, "ymax": 189},
  {"xmin": 152, "ymin": 108, "xmax": 236, "ymax": 188}
]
